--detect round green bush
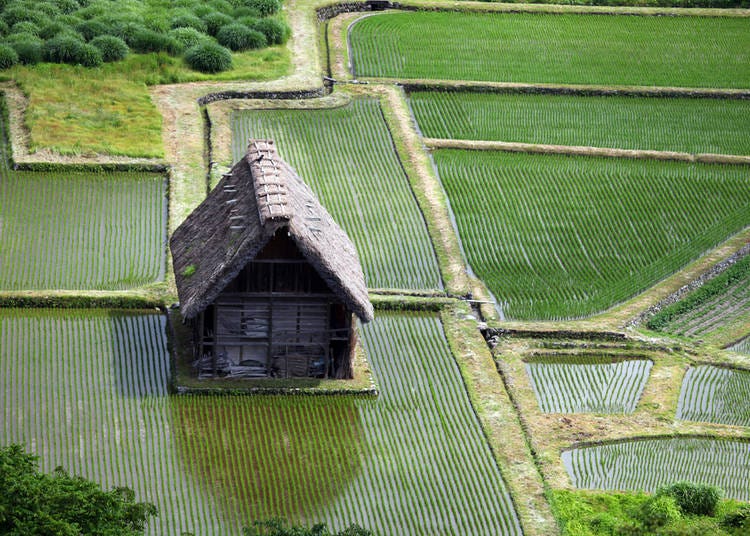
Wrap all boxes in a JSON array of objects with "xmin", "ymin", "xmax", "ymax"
[
  {"xmin": 637, "ymin": 495, "xmax": 681, "ymax": 530},
  {"xmin": 90, "ymin": 34, "xmax": 128, "ymax": 62},
  {"xmin": 0, "ymin": 19, "xmax": 8, "ymax": 36},
  {"xmin": 53, "ymin": 0, "xmax": 81, "ymax": 14},
  {"xmin": 657, "ymin": 482, "xmax": 723, "ymax": 517},
  {"xmin": 207, "ymin": 0, "xmax": 234, "ymax": 14},
  {"xmin": 75, "ymin": 19, "xmax": 109, "ymax": 41},
  {"xmin": 10, "ymin": 38, "xmax": 44, "ymax": 64},
  {"xmin": 35, "ymin": 1, "xmax": 61, "ymax": 17},
  {"xmin": 171, "ymin": 14, "xmax": 207, "ymax": 33},
  {"xmin": 130, "ymin": 28, "xmax": 181, "ymax": 55},
  {"xmin": 10, "ymin": 21, "xmax": 40, "ymax": 36},
  {"xmin": 56, "ymin": 14, "xmax": 83, "ymax": 27},
  {"xmin": 237, "ymin": 0, "xmax": 280, "ymax": 17},
  {"xmin": 2, "ymin": 6, "xmax": 48, "ymax": 27},
  {"xmin": 39, "ymin": 21, "xmax": 68, "ymax": 39},
  {"xmin": 168, "ymin": 27, "xmax": 209, "ymax": 49},
  {"xmin": 0, "ymin": 44, "xmax": 19, "ymax": 68},
  {"xmin": 201, "ymin": 11, "xmax": 232, "ymax": 36},
  {"xmin": 721, "ymin": 504, "xmax": 750, "ymax": 529},
  {"xmin": 43, "ymin": 33, "xmax": 84, "ymax": 63},
  {"xmin": 251, "ymin": 18, "xmax": 290, "ymax": 45},
  {"xmin": 76, "ymin": 42, "xmax": 102, "ymax": 66},
  {"xmin": 216, "ymin": 23, "xmax": 265, "ymax": 51},
  {"xmin": 184, "ymin": 41, "xmax": 231, "ymax": 73}
]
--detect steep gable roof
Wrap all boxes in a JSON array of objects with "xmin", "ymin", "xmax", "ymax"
[{"xmin": 170, "ymin": 139, "xmax": 374, "ymax": 322}]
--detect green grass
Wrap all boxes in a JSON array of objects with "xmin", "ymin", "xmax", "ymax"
[
  {"xmin": 677, "ymin": 365, "xmax": 750, "ymax": 427},
  {"xmin": 232, "ymin": 99, "xmax": 443, "ymax": 291},
  {"xmin": 432, "ymin": 150, "xmax": 750, "ymax": 320},
  {"xmin": 562, "ymin": 437, "xmax": 750, "ymax": 501},
  {"xmin": 525, "ymin": 358, "xmax": 652, "ymax": 413},
  {"xmin": 409, "ymin": 91, "xmax": 750, "ymax": 155},
  {"xmin": 0, "ymin": 309, "xmax": 523, "ymax": 534},
  {"xmin": 350, "ymin": 12, "xmax": 750, "ymax": 88}
]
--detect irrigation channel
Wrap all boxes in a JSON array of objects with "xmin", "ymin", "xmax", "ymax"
[{"xmin": 0, "ymin": 309, "xmax": 521, "ymax": 535}]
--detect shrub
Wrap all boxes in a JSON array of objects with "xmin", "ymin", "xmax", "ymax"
[
  {"xmin": 142, "ymin": 11, "xmax": 169, "ymax": 33},
  {"xmin": 0, "ymin": 44, "xmax": 18, "ymax": 68},
  {"xmin": 657, "ymin": 482, "xmax": 723, "ymax": 517},
  {"xmin": 208, "ymin": 0, "xmax": 234, "ymax": 13},
  {"xmin": 233, "ymin": 6, "xmax": 262, "ymax": 18},
  {"xmin": 202, "ymin": 11, "xmax": 232, "ymax": 36},
  {"xmin": 637, "ymin": 495, "xmax": 681, "ymax": 530},
  {"xmin": 10, "ymin": 21, "xmax": 40, "ymax": 36},
  {"xmin": 169, "ymin": 27, "xmax": 209, "ymax": 49},
  {"xmin": 130, "ymin": 28, "xmax": 181, "ymax": 55},
  {"xmin": 237, "ymin": 0, "xmax": 281, "ymax": 17},
  {"xmin": 721, "ymin": 504, "xmax": 750, "ymax": 529},
  {"xmin": 192, "ymin": 4, "xmax": 214, "ymax": 17},
  {"xmin": 56, "ymin": 14, "xmax": 83, "ymax": 27},
  {"xmin": 6, "ymin": 31, "xmax": 42, "ymax": 44},
  {"xmin": 217, "ymin": 23, "xmax": 266, "ymax": 51},
  {"xmin": 75, "ymin": 19, "xmax": 109, "ymax": 41},
  {"xmin": 90, "ymin": 34, "xmax": 128, "ymax": 62},
  {"xmin": 252, "ymin": 18, "xmax": 290, "ymax": 45},
  {"xmin": 39, "ymin": 21, "xmax": 68, "ymax": 39},
  {"xmin": 184, "ymin": 41, "xmax": 232, "ymax": 72},
  {"xmin": 171, "ymin": 14, "xmax": 207, "ymax": 33},
  {"xmin": 54, "ymin": 0, "xmax": 80, "ymax": 14},
  {"xmin": 2, "ymin": 6, "xmax": 48, "ymax": 27},
  {"xmin": 0, "ymin": 19, "xmax": 8, "ymax": 36},
  {"xmin": 35, "ymin": 1, "xmax": 61, "ymax": 17},
  {"xmin": 76, "ymin": 42, "xmax": 102, "ymax": 66},
  {"xmin": 10, "ymin": 38, "xmax": 43, "ymax": 64},
  {"xmin": 44, "ymin": 33, "xmax": 83, "ymax": 62},
  {"xmin": 657, "ymin": 517, "xmax": 728, "ymax": 536}
]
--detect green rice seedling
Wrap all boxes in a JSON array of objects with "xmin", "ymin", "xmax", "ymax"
[
  {"xmin": 251, "ymin": 17, "xmax": 290, "ymax": 45},
  {"xmin": 216, "ymin": 22, "xmax": 265, "ymax": 51},
  {"xmin": 432, "ymin": 150, "xmax": 750, "ymax": 320},
  {"xmin": 168, "ymin": 27, "xmax": 208, "ymax": 50},
  {"xmin": 730, "ymin": 337, "xmax": 750, "ymax": 354},
  {"xmin": 202, "ymin": 11, "xmax": 233, "ymax": 36},
  {"xmin": 677, "ymin": 365, "xmax": 750, "ymax": 426},
  {"xmin": 232, "ymin": 99, "xmax": 443, "ymax": 291},
  {"xmin": 350, "ymin": 12, "xmax": 750, "ymax": 88},
  {"xmin": 9, "ymin": 37, "xmax": 43, "ymax": 64}
]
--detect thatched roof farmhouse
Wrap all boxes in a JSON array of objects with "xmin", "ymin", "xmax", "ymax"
[{"xmin": 171, "ymin": 139, "xmax": 373, "ymax": 379}]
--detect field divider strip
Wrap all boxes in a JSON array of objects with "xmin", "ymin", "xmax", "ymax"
[{"xmin": 424, "ymin": 138, "xmax": 750, "ymax": 165}]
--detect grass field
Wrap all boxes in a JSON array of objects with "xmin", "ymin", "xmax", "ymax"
[
  {"xmin": 525, "ymin": 357, "xmax": 652, "ymax": 413},
  {"xmin": 432, "ymin": 149, "xmax": 750, "ymax": 320},
  {"xmin": 0, "ymin": 309, "xmax": 522, "ymax": 535},
  {"xmin": 232, "ymin": 99, "xmax": 443, "ymax": 291},
  {"xmin": 563, "ymin": 437, "xmax": 750, "ymax": 500},
  {"xmin": 677, "ymin": 365, "xmax": 750, "ymax": 427},
  {"xmin": 409, "ymin": 91, "xmax": 750, "ymax": 155},
  {"xmin": 349, "ymin": 12, "xmax": 750, "ymax": 88}
]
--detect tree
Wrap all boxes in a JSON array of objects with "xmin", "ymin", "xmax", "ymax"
[{"xmin": 0, "ymin": 444, "xmax": 157, "ymax": 535}]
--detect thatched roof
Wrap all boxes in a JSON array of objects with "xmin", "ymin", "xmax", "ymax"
[{"xmin": 170, "ymin": 139, "xmax": 374, "ymax": 322}]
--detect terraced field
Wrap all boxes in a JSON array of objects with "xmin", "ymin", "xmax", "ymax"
[
  {"xmin": 526, "ymin": 357, "xmax": 652, "ymax": 414},
  {"xmin": 409, "ymin": 91, "xmax": 750, "ymax": 155},
  {"xmin": 350, "ymin": 12, "xmax": 750, "ymax": 88},
  {"xmin": 731, "ymin": 337, "xmax": 750, "ymax": 354},
  {"xmin": 677, "ymin": 365, "xmax": 750, "ymax": 426},
  {"xmin": 232, "ymin": 99, "xmax": 442, "ymax": 291},
  {"xmin": 0, "ymin": 309, "xmax": 521, "ymax": 535},
  {"xmin": 432, "ymin": 149, "xmax": 750, "ymax": 319},
  {"xmin": 562, "ymin": 437, "xmax": 750, "ymax": 500}
]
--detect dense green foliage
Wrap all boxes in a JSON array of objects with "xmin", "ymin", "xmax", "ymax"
[
  {"xmin": 0, "ymin": 0, "xmax": 287, "ymax": 72},
  {"xmin": 657, "ymin": 482, "xmax": 722, "ymax": 517},
  {"xmin": 525, "ymin": 358, "xmax": 652, "ymax": 413},
  {"xmin": 647, "ymin": 254, "xmax": 750, "ymax": 333},
  {"xmin": 678, "ymin": 365, "xmax": 750, "ymax": 426},
  {"xmin": 0, "ymin": 309, "xmax": 522, "ymax": 534},
  {"xmin": 432, "ymin": 149, "xmax": 750, "ymax": 319},
  {"xmin": 409, "ymin": 91, "xmax": 750, "ymax": 155},
  {"xmin": 232, "ymin": 99, "xmax": 443, "ymax": 291},
  {"xmin": 350, "ymin": 12, "xmax": 750, "ymax": 88},
  {"xmin": 244, "ymin": 519, "xmax": 371, "ymax": 535},
  {"xmin": 185, "ymin": 41, "xmax": 233, "ymax": 72},
  {"xmin": 0, "ymin": 444, "xmax": 157, "ymax": 535},
  {"xmin": 563, "ymin": 438, "xmax": 750, "ymax": 500}
]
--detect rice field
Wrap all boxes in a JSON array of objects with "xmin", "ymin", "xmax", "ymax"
[
  {"xmin": 0, "ymin": 309, "xmax": 522, "ymax": 535},
  {"xmin": 562, "ymin": 437, "xmax": 750, "ymax": 500},
  {"xmin": 677, "ymin": 365, "xmax": 750, "ymax": 427},
  {"xmin": 232, "ymin": 99, "xmax": 442, "ymax": 291},
  {"xmin": 432, "ymin": 150, "xmax": 750, "ymax": 320},
  {"xmin": 730, "ymin": 337, "xmax": 750, "ymax": 354},
  {"xmin": 525, "ymin": 357, "xmax": 652, "ymax": 414},
  {"xmin": 409, "ymin": 91, "xmax": 750, "ymax": 155},
  {"xmin": 0, "ymin": 169, "xmax": 166, "ymax": 289},
  {"xmin": 349, "ymin": 12, "xmax": 750, "ymax": 88}
]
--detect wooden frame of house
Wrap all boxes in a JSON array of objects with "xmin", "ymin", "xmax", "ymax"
[{"xmin": 170, "ymin": 140, "xmax": 373, "ymax": 380}]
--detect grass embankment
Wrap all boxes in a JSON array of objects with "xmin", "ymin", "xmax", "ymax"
[{"xmin": 349, "ymin": 12, "xmax": 750, "ymax": 88}]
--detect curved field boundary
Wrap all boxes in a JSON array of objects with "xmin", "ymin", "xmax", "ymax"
[
  {"xmin": 432, "ymin": 149, "xmax": 750, "ymax": 320},
  {"xmin": 730, "ymin": 337, "xmax": 750, "ymax": 354},
  {"xmin": 348, "ymin": 11, "xmax": 750, "ymax": 88},
  {"xmin": 677, "ymin": 365, "xmax": 750, "ymax": 426},
  {"xmin": 562, "ymin": 436, "xmax": 750, "ymax": 500},
  {"xmin": 426, "ymin": 139, "xmax": 750, "ymax": 166},
  {"xmin": 231, "ymin": 97, "xmax": 443, "ymax": 292},
  {"xmin": 526, "ymin": 358, "xmax": 653, "ymax": 414}
]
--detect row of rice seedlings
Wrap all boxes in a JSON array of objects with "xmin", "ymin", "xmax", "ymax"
[
  {"xmin": 525, "ymin": 357, "xmax": 653, "ymax": 413},
  {"xmin": 0, "ymin": 167, "xmax": 166, "ymax": 290},
  {"xmin": 730, "ymin": 337, "xmax": 750, "ymax": 354},
  {"xmin": 0, "ymin": 309, "xmax": 224, "ymax": 536},
  {"xmin": 349, "ymin": 12, "xmax": 750, "ymax": 88},
  {"xmin": 408, "ymin": 91, "xmax": 750, "ymax": 156},
  {"xmin": 677, "ymin": 365, "xmax": 750, "ymax": 427},
  {"xmin": 432, "ymin": 149, "xmax": 750, "ymax": 320},
  {"xmin": 231, "ymin": 98, "xmax": 443, "ymax": 291},
  {"xmin": 563, "ymin": 437, "xmax": 750, "ymax": 500}
]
